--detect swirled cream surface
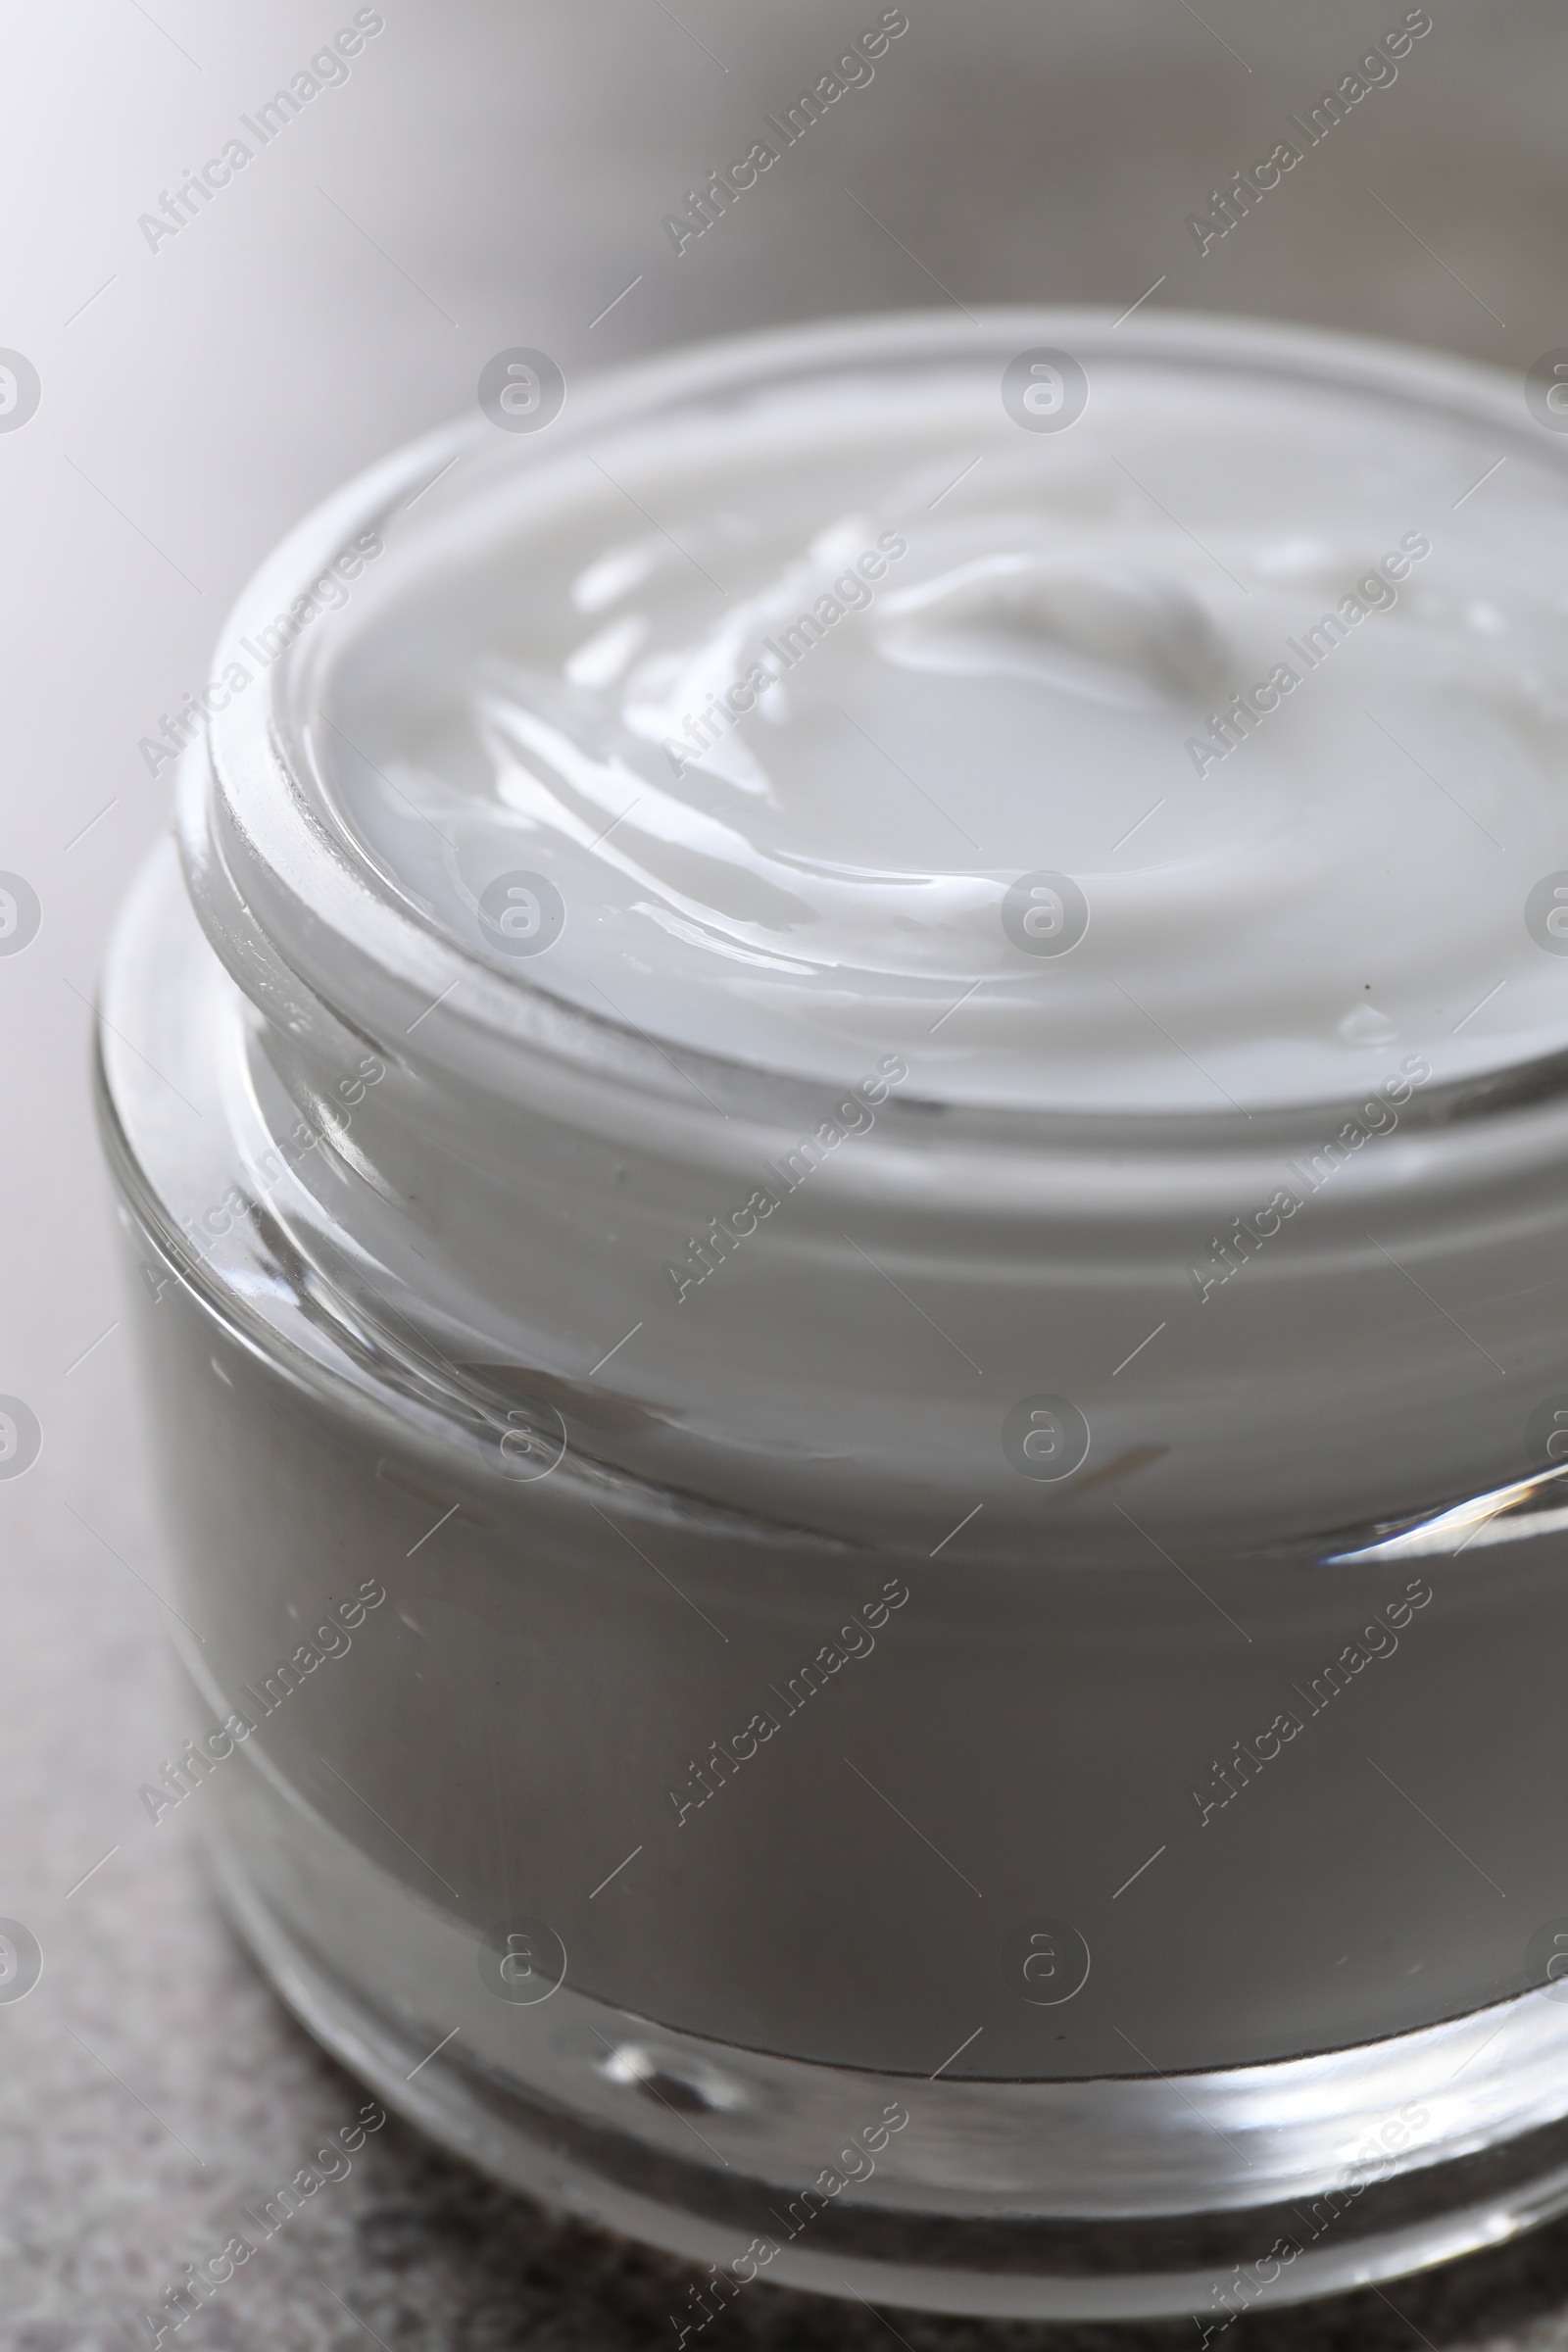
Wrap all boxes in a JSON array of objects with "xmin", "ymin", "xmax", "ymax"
[{"xmin": 320, "ymin": 352, "xmax": 1568, "ymax": 1111}]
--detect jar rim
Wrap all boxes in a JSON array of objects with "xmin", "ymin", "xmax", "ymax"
[{"xmin": 188, "ymin": 303, "xmax": 1568, "ymax": 1150}]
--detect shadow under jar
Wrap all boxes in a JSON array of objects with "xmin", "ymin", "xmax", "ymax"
[{"xmin": 97, "ymin": 309, "xmax": 1568, "ymax": 2322}]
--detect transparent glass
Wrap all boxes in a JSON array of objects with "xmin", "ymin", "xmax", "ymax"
[{"xmin": 97, "ymin": 309, "xmax": 1568, "ymax": 2321}]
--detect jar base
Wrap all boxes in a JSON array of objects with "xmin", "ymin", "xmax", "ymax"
[{"xmin": 204, "ymin": 1806, "xmax": 1568, "ymax": 2324}]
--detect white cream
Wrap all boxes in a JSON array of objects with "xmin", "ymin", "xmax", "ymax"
[{"xmin": 320, "ymin": 354, "xmax": 1568, "ymax": 1112}]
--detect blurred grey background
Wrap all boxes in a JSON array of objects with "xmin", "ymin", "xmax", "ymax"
[{"xmin": 4, "ymin": 3, "xmax": 1567, "ymax": 2343}]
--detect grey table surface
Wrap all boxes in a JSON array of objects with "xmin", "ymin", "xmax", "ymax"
[{"xmin": 6, "ymin": 2, "xmax": 1568, "ymax": 2341}]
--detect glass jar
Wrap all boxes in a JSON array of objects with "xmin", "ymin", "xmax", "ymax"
[{"xmin": 97, "ymin": 308, "xmax": 1568, "ymax": 2323}]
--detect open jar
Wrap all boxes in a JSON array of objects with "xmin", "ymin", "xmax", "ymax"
[{"xmin": 98, "ymin": 308, "xmax": 1568, "ymax": 2321}]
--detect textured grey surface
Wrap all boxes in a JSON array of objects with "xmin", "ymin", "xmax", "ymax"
[{"xmin": 6, "ymin": 1, "xmax": 1568, "ymax": 2340}]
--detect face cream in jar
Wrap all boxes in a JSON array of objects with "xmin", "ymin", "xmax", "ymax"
[{"xmin": 97, "ymin": 311, "xmax": 1568, "ymax": 2322}]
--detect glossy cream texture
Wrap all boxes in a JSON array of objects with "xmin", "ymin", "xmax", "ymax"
[{"xmin": 320, "ymin": 358, "xmax": 1568, "ymax": 1113}]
